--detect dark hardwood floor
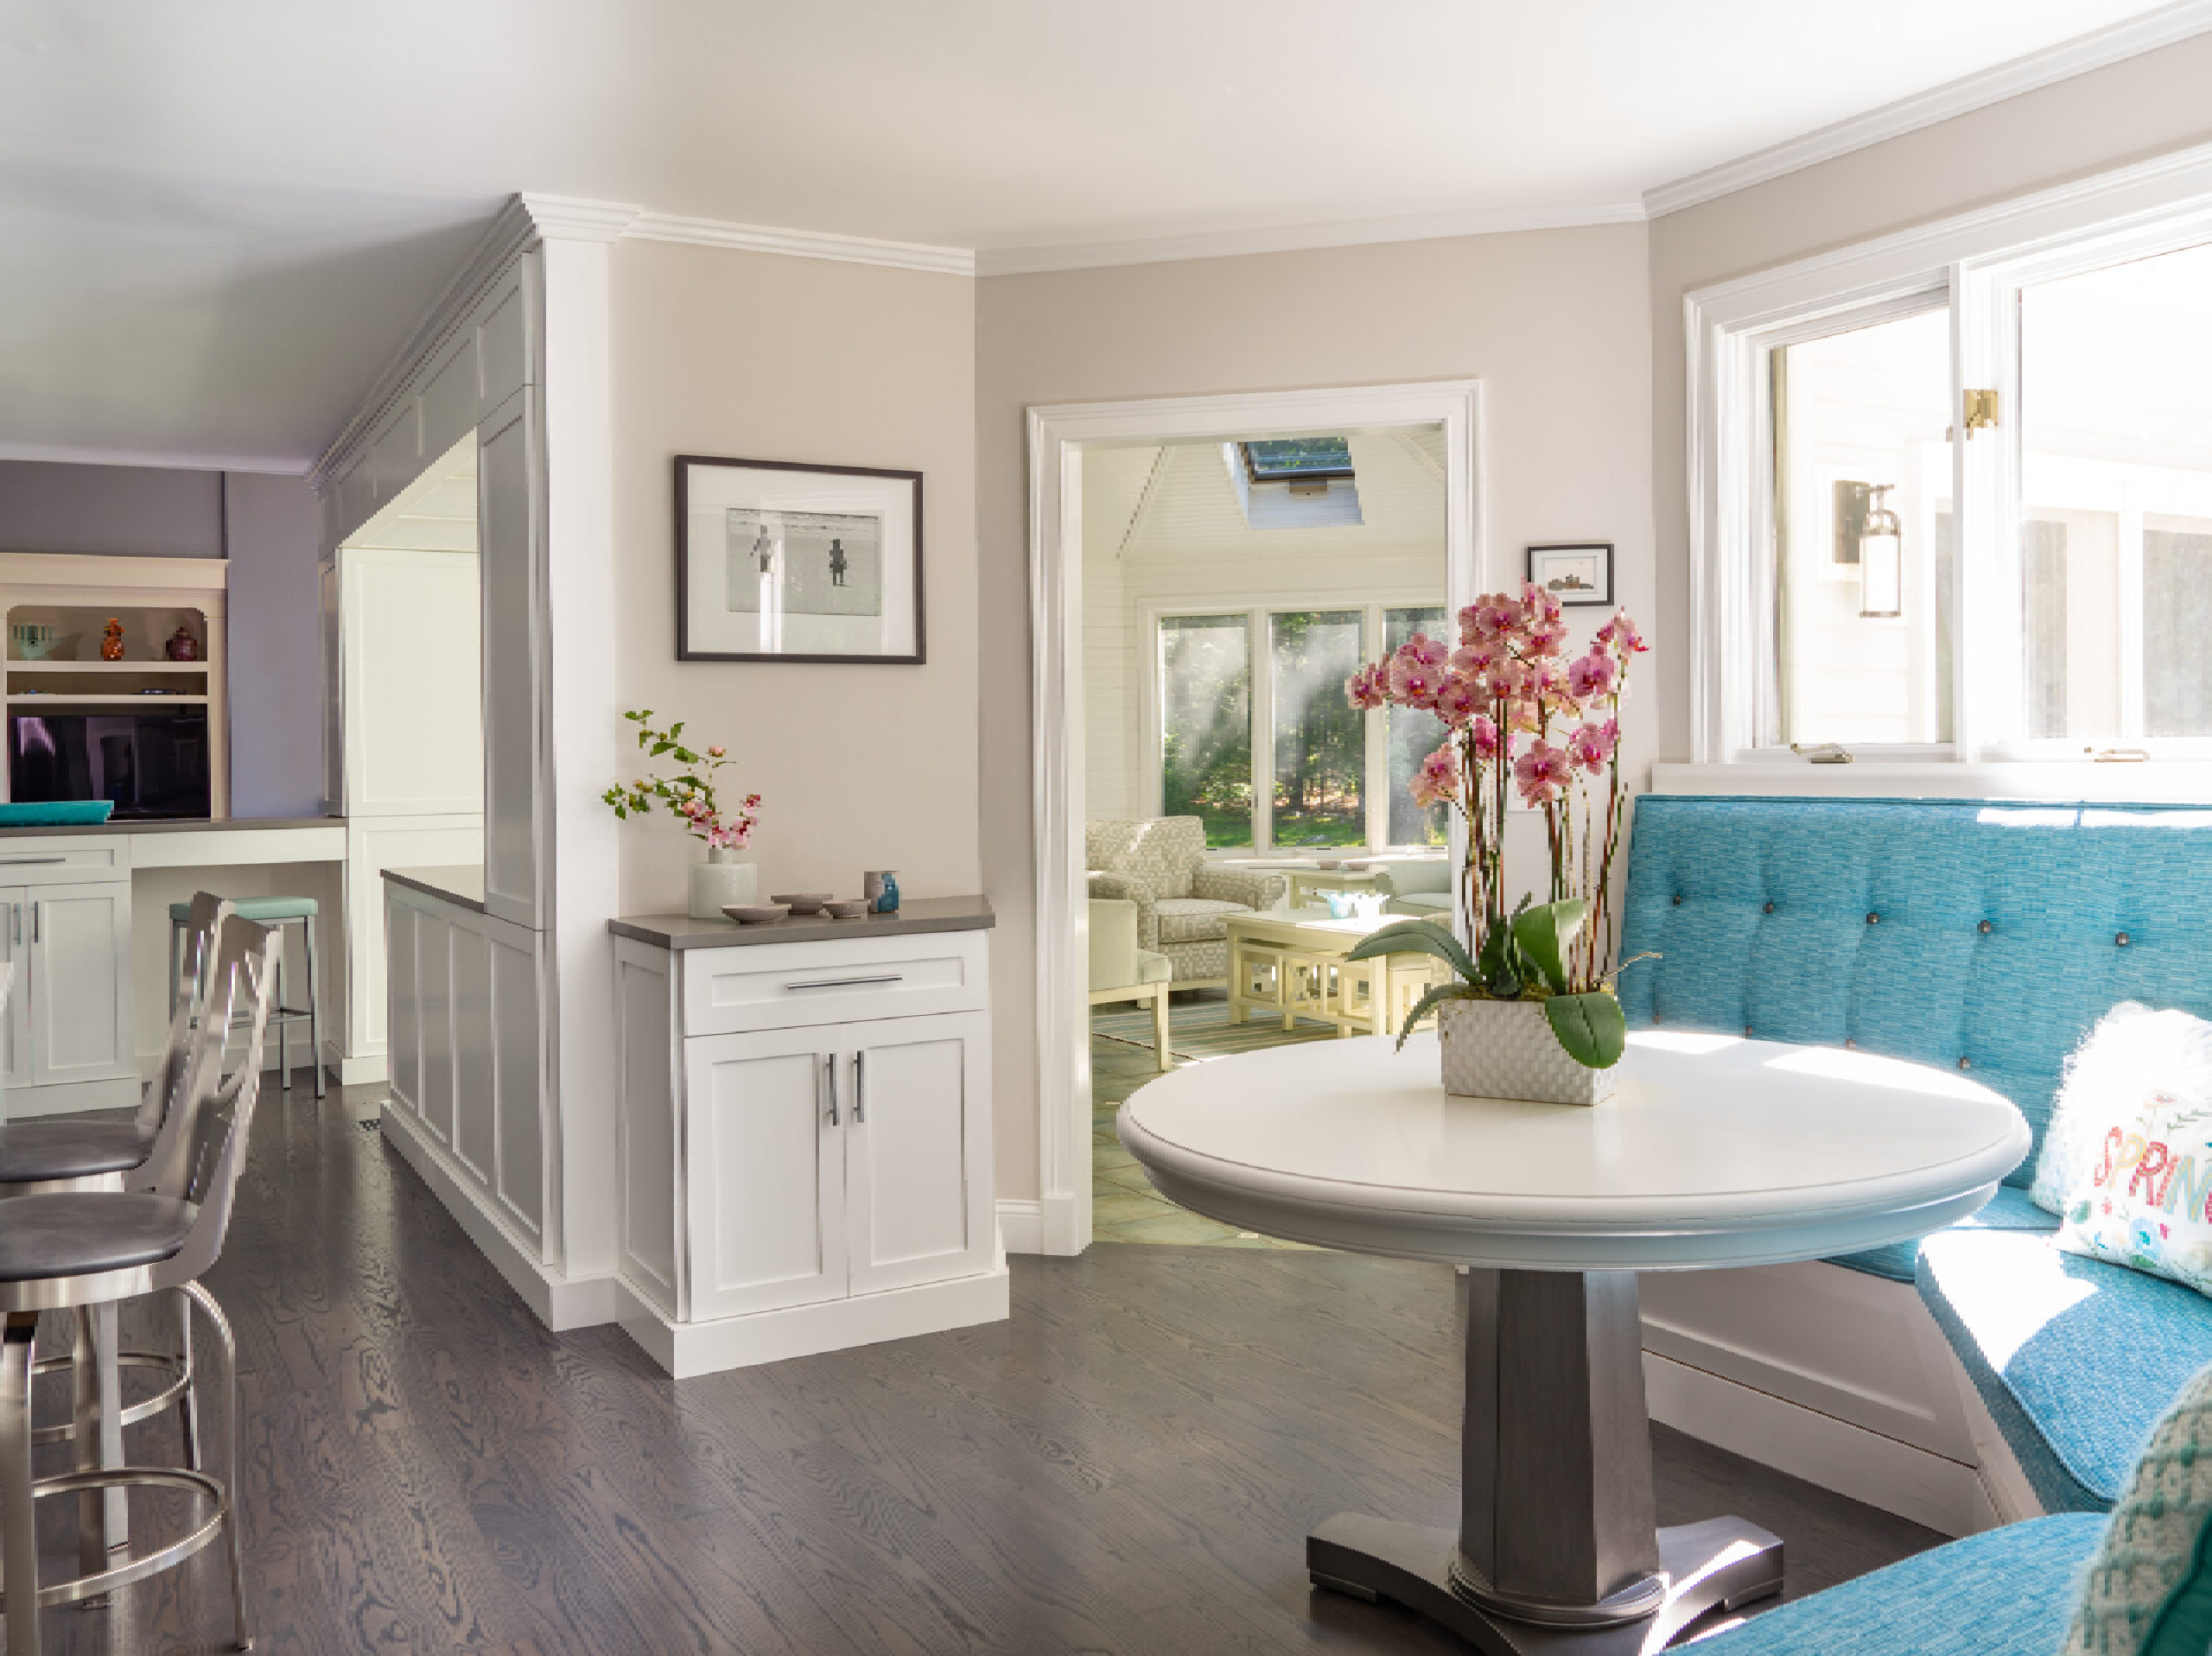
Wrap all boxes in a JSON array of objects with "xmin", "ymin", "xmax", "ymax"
[{"xmin": 25, "ymin": 1086, "xmax": 1944, "ymax": 1654}]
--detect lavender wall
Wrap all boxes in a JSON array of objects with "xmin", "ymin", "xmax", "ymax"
[{"xmin": 0, "ymin": 459, "xmax": 324, "ymax": 817}]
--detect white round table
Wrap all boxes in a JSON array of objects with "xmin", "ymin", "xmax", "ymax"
[{"xmin": 1118, "ymin": 1029, "xmax": 2031, "ymax": 1655}]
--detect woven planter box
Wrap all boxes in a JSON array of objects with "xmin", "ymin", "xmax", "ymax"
[{"xmin": 1438, "ymin": 996, "xmax": 1619, "ymax": 1107}]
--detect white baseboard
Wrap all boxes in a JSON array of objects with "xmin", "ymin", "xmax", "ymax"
[
  {"xmin": 378, "ymin": 1104, "xmax": 616, "ymax": 1332},
  {"xmin": 1643, "ymin": 1349, "xmax": 1993, "ymax": 1537},
  {"xmin": 997, "ymin": 1198, "xmax": 1044, "ymax": 1254},
  {"xmin": 339, "ymin": 1053, "xmax": 388, "ymax": 1086},
  {"xmin": 613, "ymin": 1266, "xmax": 1011, "ymax": 1379}
]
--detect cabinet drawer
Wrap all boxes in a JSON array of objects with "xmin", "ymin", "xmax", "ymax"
[
  {"xmin": 682, "ymin": 930, "xmax": 988, "ymax": 1036},
  {"xmin": 0, "ymin": 839, "xmax": 124, "ymax": 885}
]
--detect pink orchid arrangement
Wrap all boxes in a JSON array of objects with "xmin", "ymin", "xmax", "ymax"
[
  {"xmin": 602, "ymin": 710, "xmax": 761, "ymax": 853},
  {"xmin": 1345, "ymin": 584, "xmax": 1646, "ymax": 1004}
]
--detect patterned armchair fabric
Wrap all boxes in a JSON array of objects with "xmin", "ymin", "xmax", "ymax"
[{"xmin": 1084, "ymin": 816, "xmax": 1287, "ymax": 983}]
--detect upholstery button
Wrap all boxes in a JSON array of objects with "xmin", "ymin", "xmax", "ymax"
[
  {"xmin": 1978, "ymin": 920, "xmax": 1993, "ymax": 935},
  {"xmin": 1672, "ymin": 895, "xmax": 1682, "ymax": 906},
  {"xmin": 2117, "ymin": 930, "xmax": 2131, "ymax": 947},
  {"xmin": 1844, "ymin": 1037, "xmax": 1857, "ymax": 1050},
  {"xmin": 1763, "ymin": 901, "xmax": 1775, "ymax": 914},
  {"xmin": 1959, "ymin": 1056, "xmax": 1973, "ymax": 1070},
  {"xmin": 1744, "ymin": 1025, "xmax": 1754, "ymax": 1037},
  {"xmin": 1866, "ymin": 912, "xmax": 1879, "ymax": 925},
  {"xmin": 1651, "ymin": 1012, "xmax": 1663, "ymax": 1024}
]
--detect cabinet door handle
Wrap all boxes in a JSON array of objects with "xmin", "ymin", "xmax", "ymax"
[
  {"xmin": 785, "ymin": 974, "xmax": 902, "ymax": 992},
  {"xmin": 31, "ymin": 904, "xmax": 38, "ymax": 946},
  {"xmin": 825, "ymin": 1052, "xmax": 841, "ymax": 1126},
  {"xmin": 0, "ymin": 857, "xmax": 66, "ymax": 866},
  {"xmin": 853, "ymin": 1050, "xmax": 866, "ymax": 1122}
]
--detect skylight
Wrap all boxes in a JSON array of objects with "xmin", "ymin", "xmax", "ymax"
[{"xmin": 1240, "ymin": 438, "xmax": 1354, "ymax": 485}]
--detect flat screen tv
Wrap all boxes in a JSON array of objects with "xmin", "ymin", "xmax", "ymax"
[{"xmin": 10, "ymin": 709, "xmax": 212, "ymax": 820}]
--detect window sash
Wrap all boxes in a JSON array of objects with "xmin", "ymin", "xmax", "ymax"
[
  {"xmin": 1149, "ymin": 598, "xmax": 1447, "ymax": 853},
  {"xmin": 1690, "ymin": 154, "xmax": 2212, "ymax": 775}
]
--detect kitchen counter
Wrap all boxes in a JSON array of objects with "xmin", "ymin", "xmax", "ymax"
[
  {"xmin": 382, "ymin": 865, "xmax": 487, "ymax": 913},
  {"xmin": 609, "ymin": 893, "xmax": 994, "ymax": 951},
  {"xmin": 0, "ymin": 815, "xmax": 344, "ymax": 837}
]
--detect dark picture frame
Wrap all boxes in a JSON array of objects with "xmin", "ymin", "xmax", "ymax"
[
  {"xmin": 1524, "ymin": 542, "xmax": 1615, "ymax": 607},
  {"xmin": 675, "ymin": 454, "xmax": 925, "ymax": 663}
]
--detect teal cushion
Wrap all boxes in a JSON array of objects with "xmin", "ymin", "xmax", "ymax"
[
  {"xmin": 1688, "ymin": 1513, "xmax": 2106, "ymax": 1655},
  {"xmin": 1918, "ymin": 1228, "xmax": 2212, "ymax": 1512},
  {"xmin": 1828, "ymin": 1183, "xmax": 2059, "ymax": 1282},
  {"xmin": 168, "ymin": 896, "xmax": 317, "ymax": 923},
  {"xmin": 1619, "ymin": 797, "xmax": 2212, "ymax": 1190},
  {"xmin": 2065, "ymin": 1359, "xmax": 2212, "ymax": 1655}
]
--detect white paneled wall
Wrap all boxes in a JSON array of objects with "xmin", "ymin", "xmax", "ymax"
[{"xmin": 1080, "ymin": 431, "xmax": 1446, "ymax": 825}]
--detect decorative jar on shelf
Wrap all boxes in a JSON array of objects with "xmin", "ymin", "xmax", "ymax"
[
  {"xmin": 1438, "ymin": 997, "xmax": 1618, "ymax": 1107},
  {"xmin": 689, "ymin": 847, "xmax": 759, "ymax": 920}
]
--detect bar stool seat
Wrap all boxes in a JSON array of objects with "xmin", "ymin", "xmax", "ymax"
[
  {"xmin": 0, "ymin": 1195, "xmax": 196, "ymax": 1283},
  {"xmin": 168, "ymin": 894, "xmax": 322, "ymax": 1100},
  {"xmin": 0, "ymin": 1123, "xmax": 152, "ymax": 1186}
]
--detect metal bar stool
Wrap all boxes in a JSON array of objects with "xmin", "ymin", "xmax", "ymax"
[
  {"xmin": 0, "ymin": 914, "xmax": 279, "ymax": 1654},
  {"xmin": 2, "ymin": 893, "xmax": 232, "ymax": 1556},
  {"xmin": 169, "ymin": 894, "xmax": 321, "ymax": 1098}
]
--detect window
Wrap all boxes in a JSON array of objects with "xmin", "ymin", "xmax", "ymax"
[
  {"xmin": 1691, "ymin": 164, "xmax": 2212, "ymax": 770},
  {"xmin": 1240, "ymin": 437, "xmax": 1354, "ymax": 484},
  {"xmin": 1155, "ymin": 600, "xmax": 1446, "ymax": 852}
]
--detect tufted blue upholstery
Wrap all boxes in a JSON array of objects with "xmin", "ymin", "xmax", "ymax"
[
  {"xmin": 1685, "ymin": 1512, "xmax": 2107, "ymax": 1655},
  {"xmin": 1618, "ymin": 796, "xmax": 2212, "ymax": 1190}
]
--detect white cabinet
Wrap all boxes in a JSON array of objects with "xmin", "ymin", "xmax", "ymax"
[
  {"xmin": 0, "ymin": 840, "xmax": 136, "ymax": 1114},
  {"xmin": 614, "ymin": 918, "xmax": 1006, "ymax": 1378}
]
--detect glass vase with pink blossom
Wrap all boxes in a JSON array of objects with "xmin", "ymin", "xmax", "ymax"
[
  {"xmin": 602, "ymin": 710, "xmax": 765, "ymax": 919},
  {"xmin": 1341, "ymin": 583, "xmax": 1652, "ymax": 1094}
]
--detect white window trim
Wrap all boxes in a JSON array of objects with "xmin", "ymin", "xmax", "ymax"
[
  {"xmin": 1687, "ymin": 136, "xmax": 2212, "ymax": 790},
  {"xmin": 1141, "ymin": 593, "xmax": 1450, "ymax": 855}
]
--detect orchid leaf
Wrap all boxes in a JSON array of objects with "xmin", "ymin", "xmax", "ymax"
[
  {"xmin": 1543, "ymin": 989, "xmax": 1626, "ymax": 1069},
  {"xmin": 1395, "ymin": 981, "xmax": 1476, "ymax": 1050},
  {"xmin": 1512, "ymin": 898, "xmax": 1588, "ymax": 996},
  {"xmin": 1344, "ymin": 919, "xmax": 1476, "ymax": 983}
]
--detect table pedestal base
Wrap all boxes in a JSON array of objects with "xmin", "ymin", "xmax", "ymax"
[{"xmin": 1310, "ymin": 1512, "xmax": 1783, "ymax": 1654}]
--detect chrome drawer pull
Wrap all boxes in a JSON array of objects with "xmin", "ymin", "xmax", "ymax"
[
  {"xmin": 0, "ymin": 857, "xmax": 67, "ymax": 866},
  {"xmin": 825, "ymin": 1052, "xmax": 841, "ymax": 1126},
  {"xmin": 785, "ymin": 974, "xmax": 903, "ymax": 992},
  {"xmin": 853, "ymin": 1050, "xmax": 866, "ymax": 1122}
]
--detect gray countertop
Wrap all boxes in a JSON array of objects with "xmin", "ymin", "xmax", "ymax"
[
  {"xmin": 0, "ymin": 815, "xmax": 345, "ymax": 838},
  {"xmin": 383, "ymin": 865, "xmax": 488, "ymax": 913},
  {"xmin": 610, "ymin": 894, "xmax": 995, "ymax": 951}
]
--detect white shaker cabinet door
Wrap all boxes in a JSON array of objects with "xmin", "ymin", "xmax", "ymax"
[
  {"xmin": 844, "ymin": 1012, "xmax": 994, "ymax": 1298},
  {"xmin": 683, "ymin": 1025, "xmax": 849, "ymax": 1322},
  {"xmin": 0, "ymin": 888, "xmax": 28, "ymax": 1090},
  {"xmin": 29, "ymin": 881, "xmax": 131, "ymax": 1087}
]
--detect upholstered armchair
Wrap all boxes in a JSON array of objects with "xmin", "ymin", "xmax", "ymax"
[
  {"xmin": 1375, "ymin": 856, "xmax": 1454, "ymax": 917},
  {"xmin": 1084, "ymin": 816, "xmax": 1287, "ymax": 987}
]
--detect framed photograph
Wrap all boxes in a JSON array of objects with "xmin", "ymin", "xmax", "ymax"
[
  {"xmin": 1525, "ymin": 542, "xmax": 1614, "ymax": 607},
  {"xmin": 676, "ymin": 455, "xmax": 925, "ymax": 663}
]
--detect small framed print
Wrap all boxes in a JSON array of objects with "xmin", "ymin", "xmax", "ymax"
[
  {"xmin": 1525, "ymin": 542, "xmax": 1614, "ymax": 607},
  {"xmin": 676, "ymin": 454, "xmax": 925, "ymax": 663}
]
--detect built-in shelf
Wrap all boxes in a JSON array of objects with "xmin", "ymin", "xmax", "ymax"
[
  {"xmin": 4, "ymin": 659, "xmax": 208, "ymax": 673},
  {"xmin": 7, "ymin": 694, "xmax": 210, "ymax": 706}
]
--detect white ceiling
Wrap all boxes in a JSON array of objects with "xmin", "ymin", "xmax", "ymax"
[{"xmin": 0, "ymin": 0, "xmax": 2201, "ymax": 471}]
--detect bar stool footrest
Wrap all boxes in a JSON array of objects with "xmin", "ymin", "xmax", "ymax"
[
  {"xmin": 28, "ymin": 1350, "xmax": 193, "ymax": 1447},
  {"xmin": 0, "ymin": 1465, "xmax": 230, "ymax": 1612}
]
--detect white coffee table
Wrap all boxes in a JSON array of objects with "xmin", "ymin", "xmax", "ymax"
[
  {"xmin": 1225, "ymin": 911, "xmax": 1450, "ymax": 1037},
  {"xmin": 1118, "ymin": 1030, "xmax": 2031, "ymax": 1653}
]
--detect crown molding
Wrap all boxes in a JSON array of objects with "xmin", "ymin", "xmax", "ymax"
[
  {"xmin": 1644, "ymin": 0, "xmax": 2212, "ymax": 218},
  {"xmin": 976, "ymin": 200, "xmax": 1646, "ymax": 276},
  {"xmin": 628, "ymin": 211, "xmax": 973, "ymax": 275},
  {"xmin": 519, "ymin": 193, "xmax": 644, "ymax": 242},
  {"xmin": 0, "ymin": 441, "xmax": 307, "ymax": 475}
]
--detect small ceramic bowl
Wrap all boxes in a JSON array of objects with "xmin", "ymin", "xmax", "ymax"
[
  {"xmin": 772, "ymin": 892, "xmax": 833, "ymax": 914},
  {"xmin": 823, "ymin": 899, "xmax": 870, "ymax": 919},
  {"xmin": 722, "ymin": 903, "xmax": 791, "ymax": 925}
]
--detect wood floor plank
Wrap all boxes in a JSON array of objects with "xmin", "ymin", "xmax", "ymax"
[{"xmin": 27, "ymin": 1088, "xmax": 1946, "ymax": 1654}]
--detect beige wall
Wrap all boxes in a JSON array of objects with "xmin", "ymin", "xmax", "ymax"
[
  {"xmin": 978, "ymin": 223, "xmax": 1656, "ymax": 1200},
  {"xmin": 1648, "ymin": 32, "xmax": 2212, "ymax": 759},
  {"xmin": 609, "ymin": 238, "xmax": 980, "ymax": 912}
]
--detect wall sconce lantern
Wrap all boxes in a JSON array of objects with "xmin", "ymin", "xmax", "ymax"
[{"xmin": 1855, "ymin": 483, "xmax": 1903, "ymax": 618}]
